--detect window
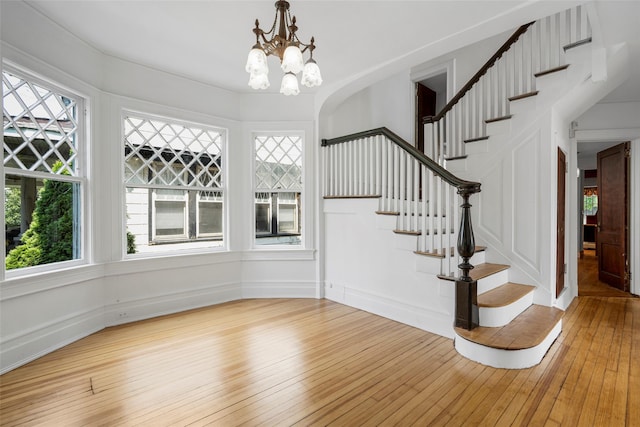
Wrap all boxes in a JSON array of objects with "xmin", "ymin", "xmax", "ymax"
[
  {"xmin": 123, "ymin": 114, "xmax": 225, "ymax": 253},
  {"xmin": 583, "ymin": 187, "xmax": 598, "ymax": 217},
  {"xmin": 3, "ymin": 68, "xmax": 85, "ymax": 273},
  {"xmin": 254, "ymin": 134, "xmax": 302, "ymax": 245}
]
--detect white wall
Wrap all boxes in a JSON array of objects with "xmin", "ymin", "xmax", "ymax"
[
  {"xmin": 323, "ymin": 198, "xmax": 460, "ymax": 338},
  {"xmin": 0, "ymin": 1, "xmax": 320, "ymax": 373},
  {"xmin": 322, "ymin": 30, "xmax": 513, "ymax": 144}
]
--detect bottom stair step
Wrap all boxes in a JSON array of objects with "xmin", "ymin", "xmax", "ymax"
[
  {"xmin": 454, "ymin": 305, "xmax": 563, "ymax": 369},
  {"xmin": 478, "ymin": 282, "xmax": 535, "ymax": 308}
]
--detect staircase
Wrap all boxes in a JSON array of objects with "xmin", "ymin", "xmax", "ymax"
[{"xmin": 322, "ymin": 5, "xmax": 593, "ymax": 369}]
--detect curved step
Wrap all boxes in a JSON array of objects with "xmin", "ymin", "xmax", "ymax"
[
  {"xmin": 478, "ymin": 282, "xmax": 536, "ymax": 327},
  {"xmin": 454, "ymin": 305, "xmax": 563, "ymax": 369}
]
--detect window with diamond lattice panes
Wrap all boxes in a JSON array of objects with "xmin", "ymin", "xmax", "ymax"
[
  {"xmin": 254, "ymin": 134, "xmax": 302, "ymax": 245},
  {"xmin": 123, "ymin": 114, "xmax": 225, "ymax": 254},
  {"xmin": 3, "ymin": 69, "xmax": 84, "ymax": 272}
]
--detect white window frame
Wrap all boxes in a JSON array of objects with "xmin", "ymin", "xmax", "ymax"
[
  {"xmin": 252, "ymin": 131, "xmax": 304, "ymax": 247},
  {"xmin": 196, "ymin": 190, "xmax": 223, "ymax": 238},
  {"xmin": 2, "ymin": 64, "xmax": 88, "ymax": 279},
  {"xmin": 122, "ymin": 110, "xmax": 227, "ymax": 256}
]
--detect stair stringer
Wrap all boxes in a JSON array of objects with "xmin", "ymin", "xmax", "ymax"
[
  {"xmin": 447, "ymin": 42, "xmax": 631, "ymax": 309},
  {"xmin": 445, "ymin": 54, "xmax": 595, "ymax": 308}
]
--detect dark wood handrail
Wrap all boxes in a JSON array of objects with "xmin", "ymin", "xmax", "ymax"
[
  {"xmin": 424, "ymin": 22, "xmax": 534, "ymax": 124},
  {"xmin": 321, "ymin": 127, "xmax": 481, "ymax": 194}
]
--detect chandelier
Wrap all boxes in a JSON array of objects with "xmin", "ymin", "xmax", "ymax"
[{"xmin": 245, "ymin": 0, "xmax": 322, "ymax": 96}]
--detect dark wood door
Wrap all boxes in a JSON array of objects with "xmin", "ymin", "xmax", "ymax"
[
  {"xmin": 415, "ymin": 83, "xmax": 436, "ymax": 154},
  {"xmin": 556, "ymin": 148, "xmax": 566, "ymax": 297},
  {"xmin": 597, "ymin": 142, "xmax": 630, "ymax": 291}
]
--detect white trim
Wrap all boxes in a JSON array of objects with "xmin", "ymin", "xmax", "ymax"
[
  {"xmin": 120, "ymin": 108, "xmax": 230, "ymax": 257},
  {"xmin": 250, "ymin": 128, "xmax": 306, "ymax": 250},
  {"xmin": 104, "ymin": 282, "xmax": 242, "ymax": 326},
  {"xmin": 479, "ymin": 291, "xmax": 534, "ymax": 327},
  {"xmin": 3, "ymin": 63, "xmax": 90, "ymax": 279},
  {"xmin": 0, "ymin": 307, "xmax": 104, "ymax": 375},
  {"xmin": 241, "ymin": 249, "xmax": 316, "ymax": 261},
  {"xmin": 324, "ymin": 281, "xmax": 454, "ymax": 339},
  {"xmin": 241, "ymin": 280, "xmax": 318, "ymax": 299},
  {"xmin": 0, "ymin": 264, "xmax": 104, "ymax": 301},
  {"xmin": 454, "ymin": 319, "xmax": 562, "ymax": 369},
  {"xmin": 631, "ymin": 139, "xmax": 640, "ymax": 295}
]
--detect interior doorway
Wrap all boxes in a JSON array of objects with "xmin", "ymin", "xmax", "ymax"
[
  {"xmin": 415, "ymin": 73, "xmax": 447, "ymax": 154},
  {"xmin": 577, "ymin": 140, "xmax": 632, "ymax": 296}
]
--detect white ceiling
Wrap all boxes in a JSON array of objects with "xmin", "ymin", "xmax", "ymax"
[{"xmin": 18, "ymin": 0, "xmax": 640, "ymax": 101}]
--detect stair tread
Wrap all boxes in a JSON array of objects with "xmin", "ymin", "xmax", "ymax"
[
  {"xmin": 375, "ymin": 210, "xmax": 400, "ymax": 216},
  {"xmin": 464, "ymin": 135, "xmax": 490, "ymax": 143},
  {"xmin": 455, "ymin": 304, "xmax": 563, "ymax": 350},
  {"xmin": 563, "ymin": 37, "xmax": 592, "ymax": 51},
  {"xmin": 469, "ymin": 263, "xmax": 510, "ymax": 280},
  {"xmin": 485, "ymin": 114, "xmax": 513, "ymax": 124},
  {"xmin": 444, "ymin": 155, "xmax": 468, "ymax": 161},
  {"xmin": 478, "ymin": 282, "xmax": 536, "ymax": 308},
  {"xmin": 393, "ymin": 229, "xmax": 421, "ymax": 236},
  {"xmin": 508, "ymin": 91, "xmax": 539, "ymax": 102},
  {"xmin": 438, "ymin": 262, "xmax": 510, "ymax": 281},
  {"xmin": 534, "ymin": 64, "xmax": 570, "ymax": 78},
  {"xmin": 415, "ymin": 246, "xmax": 486, "ymax": 259}
]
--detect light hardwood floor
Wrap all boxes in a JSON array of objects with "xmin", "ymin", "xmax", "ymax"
[
  {"xmin": 1, "ymin": 297, "xmax": 638, "ymax": 426},
  {"xmin": 578, "ymin": 250, "xmax": 635, "ymax": 298}
]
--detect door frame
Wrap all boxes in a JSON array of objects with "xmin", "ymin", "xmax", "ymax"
[
  {"xmin": 575, "ymin": 134, "xmax": 639, "ymax": 297},
  {"xmin": 557, "ymin": 147, "xmax": 567, "ymax": 297},
  {"xmin": 409, "ymin": 60, "xmax": 454, "ymax": 147}
]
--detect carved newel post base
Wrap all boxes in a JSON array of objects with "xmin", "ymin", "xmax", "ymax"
[
  {"xmin": 454, "ymin": 185, "xmax": 480, "ymax": 330},
  {"xmin": 455, "ymin": 278, "xmax": 479, "ymax": 330}
]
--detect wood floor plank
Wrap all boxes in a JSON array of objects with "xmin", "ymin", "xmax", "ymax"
[{"xmin": 1, "ymin": 296, "xmax": 638, "ymax": 426}]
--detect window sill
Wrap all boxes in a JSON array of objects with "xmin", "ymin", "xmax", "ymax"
[{"xmin": 1, "ymin": 263, "xmax": 103, "ymax": 301}]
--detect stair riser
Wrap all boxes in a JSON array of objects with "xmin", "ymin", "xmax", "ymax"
[
  {"xmin": 509, "ymin": 95, "xmax": 538, "ymax": 118},
  {"xmin": 454, "ymin": 319, "xmax": 562, "ymax": 369},
  {"xmin": 484, "ymin": 118, "xmax": 511, "ymax": 136},
  {"xmin": 477, "ymin": 270, "xmax": 509, "ymax": 294},
  {"xmin": 470, "ymin": 250, "xmax": 485, "ymax": 266},
  {"xmin": 479, "ymin": 292, "xmax": 534, "ymax": 327}
]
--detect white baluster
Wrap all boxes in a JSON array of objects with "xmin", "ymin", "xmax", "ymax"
[
  {"xmin": 358, "ymin": 138, "xmax": 364, "ymax": 195},
  {"xmin": 428, "ymin": 169, "xmax": 435, "ymax": 253},
  {"xmin": 420, "ymin": 164, "xmax": 428, "ymax": 252},
  {"xmin": 436, "ymin": 177, "xmax": 443, "ymax": 260},
  {"xmin": 380, "ymin": 137, "xmax": 388, "ymax": 210},
  {"xmin": 413, "ymin": 158, "xmax": 420, "ymax": 232},
  {"xmin": 398, "ymin": 149, "xmax": 406, "ymax": 229}
]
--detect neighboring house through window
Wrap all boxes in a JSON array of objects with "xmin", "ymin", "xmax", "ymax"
[
  {"xmin": 3, "ymin": 67, "xmax": 85, "ymax": 273},
  {"xmin": 123, "ymin": 113, "xmax": 225, "ymax": 254},
  {"xmin": 254, "ymin": 133, "xmax": 303, "ymax": 245}
]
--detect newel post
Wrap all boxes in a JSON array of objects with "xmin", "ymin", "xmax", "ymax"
[{"xmin": 455, "ymin": 185, "xmax": 480, "ymax": 330}]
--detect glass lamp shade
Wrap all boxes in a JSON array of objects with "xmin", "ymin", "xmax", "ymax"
[
  {"xmin": 281, "ymin": 45, "xmax": 304, "ymax": 74},
  {"xmin": 248, "ymin": 71, "xmax": 270, "ymax": 90},
  {"xmin": 246, "ymin": 47, "xmax": 269, "ymax": 75},
  {"xmin": 301, "ymin": 60, "xmax": 322, "ymax": 88},
  {"xmin": 280, "ymin": 72, "xmax": 300, "ymax": 96}
]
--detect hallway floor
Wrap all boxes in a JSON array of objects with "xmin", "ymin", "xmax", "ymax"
[{"xmin": 578, "ymin": 250, "xmax": 635, "ymax": 297}]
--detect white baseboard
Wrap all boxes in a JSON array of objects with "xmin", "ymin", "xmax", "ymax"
[
  {"xmin": 241, "ymin": 281, "xmax": 318, "ymax": 299},
  {"xmin": 324, "ymin": 282, "xmax": 454, "ymax": 339},
  {"xmin": 1, "ymin": 281, "xmax": 323, "ymax": 374},
  {"xmin": 0, "ymin": 307, "xmax": 104, "ymax": 374},
  {"xmin": 104, "ymin": 282, "xmax": 243, "ymax": 326}
]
